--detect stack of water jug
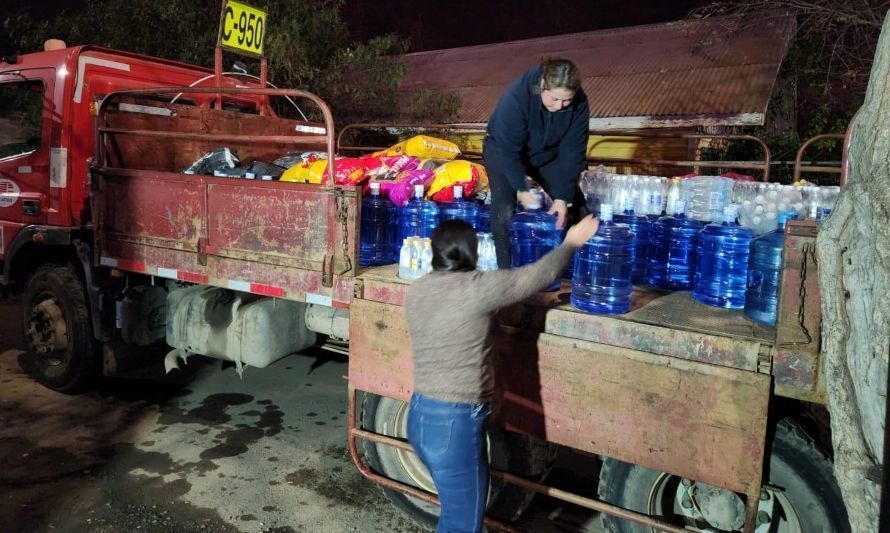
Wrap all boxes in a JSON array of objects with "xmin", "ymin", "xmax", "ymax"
[
  {"xmin": 359, "ymin": 183, "xmax": 495, "ymax": 278},
  {"xmin": 360, "ymin": 171, "xmax": 841, "ymax": 326},
  {"xmin": 572, "ymin": 172, "xmax": 842, "ymax": 322}
]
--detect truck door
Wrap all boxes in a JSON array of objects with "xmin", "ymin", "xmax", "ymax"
[{"xmin": 0, "ymin": 71, "xmax": 53, "ymax": 247}]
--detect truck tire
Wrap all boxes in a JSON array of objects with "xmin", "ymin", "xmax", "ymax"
[
  {"xmin": 360, "ymin": 393, "xmax": 556, "ymax": 528},
  {"xmin": 21, "ymin": 264, "xmax": 98, "ymax": 393},
  {"xmin": 597, "ymin": 418, "xmax": 850, "ymax": 532}
]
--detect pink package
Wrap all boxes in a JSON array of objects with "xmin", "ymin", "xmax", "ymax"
[{"xmin": 380, "ymin": 169, "xmax": 434, "ymax": 206}]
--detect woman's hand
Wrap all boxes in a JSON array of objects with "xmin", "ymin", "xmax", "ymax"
[
  {"xmin": 564, "ymin": 215, "xmax": 600, "ymax": 248},
  {"xmin": 548, "ymin": 199, "xmax": 568, "ymax": 229}
]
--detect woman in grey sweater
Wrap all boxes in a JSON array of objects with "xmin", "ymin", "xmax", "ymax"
[{"xmin": 405, "ymin": 215, "xmax": 600, "ymax": 532}]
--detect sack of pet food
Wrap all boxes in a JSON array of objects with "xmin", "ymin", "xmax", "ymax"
[
  {"xmin": 427, "ymin": 160, "xmax": 488, "ymax": 202},
  {"xmin": 279, "ymin": 152, "xmax": 327, "ymax": 183},
  {"xmin": 333, "ymin": 158, "xmax": 374, "ymax": 186},
  {"xmin": 373, "ymin": 135, "xmax": 461, "ymax": 160},
  {"xmin": 369, "ymin": 168, "xmax": 435, "ymax": 207}
]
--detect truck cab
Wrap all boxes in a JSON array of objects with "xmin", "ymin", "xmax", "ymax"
[{"xmin": 0, "ymin": 44, "xmax": 267, "ymax": 290}]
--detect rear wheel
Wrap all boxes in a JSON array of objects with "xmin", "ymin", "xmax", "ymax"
[
  {"xmin": 21, "ymin": 265, "xmax": 98, "ymax": 393},
  {"xmin": 597, "ymin": 418, "xmax": 850, "ymax": 532},
  {"xmin": 360, "ymin": 394, "xmax": 556, "ymax": 528}
]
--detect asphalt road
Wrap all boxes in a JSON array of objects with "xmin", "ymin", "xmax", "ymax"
[{"xmin": 0, "ymin": 295, "xmax": 605, "ymax": 532}]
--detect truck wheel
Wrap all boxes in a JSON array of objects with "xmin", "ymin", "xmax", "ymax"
[
  {"xmin": 597, "ymin": 418, "xmax": 850, "ymax": 532},
  {"xmin": 360, "ymin": 393, "xmax": 555, "ymax": 528},
  {"xmin": 21, "ymin": 265, "xmax": 98, "ymax": 393}
]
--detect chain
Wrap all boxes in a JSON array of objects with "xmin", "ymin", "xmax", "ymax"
[
  {"xmin": 779, "ymin": 242, "xmax": 814, "ymax": 347},
  {"xmin": 334, "ymin": 190, "xmax": 353, "ymax": 275}
]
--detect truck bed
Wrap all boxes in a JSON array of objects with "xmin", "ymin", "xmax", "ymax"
[
  {"xmin": 357, "ymin": 264, "xmax": 773, "ymax": 373},
  {"xmin": 356, "ymin": 220, "xmax": 823, "ymax": 404}
]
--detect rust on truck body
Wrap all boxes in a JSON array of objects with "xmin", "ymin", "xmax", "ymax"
[
  {"xmin": 349, "ymin": 293, "xmax": 770, "ymax": 531},
  {"xmin": 774, "ymin": 220, "xmax": 824, "ymax": 403},
  {"xmin": 93, "ymin": 87, "xmax": 359, "ymax": 301},
  {"xmin": 349, "ymin": 298, "xmax": 770, "ymax": 494}
]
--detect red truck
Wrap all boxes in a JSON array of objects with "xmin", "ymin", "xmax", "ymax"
[{"xmin": 0, "ymin": 44, "xmax": 849, "ymax": 532}]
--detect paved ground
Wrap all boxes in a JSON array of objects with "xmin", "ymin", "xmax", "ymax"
[{"xmin": 0, "ymin": 296, "xmax": 605, "ymax": 532}]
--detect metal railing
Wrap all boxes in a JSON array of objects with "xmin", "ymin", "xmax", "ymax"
[{"xmin": 337, "ymin": 123, "xmax": 772, "ymax": 181}]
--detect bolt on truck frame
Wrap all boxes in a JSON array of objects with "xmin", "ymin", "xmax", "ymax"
[{"xmin": 0, "ymin": 45, "xmax": 848, "ymax": 532}]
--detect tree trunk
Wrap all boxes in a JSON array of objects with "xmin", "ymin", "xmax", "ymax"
[{"xmin": 816, "ymin": 12, "xmax": 890, "ymax": 533}]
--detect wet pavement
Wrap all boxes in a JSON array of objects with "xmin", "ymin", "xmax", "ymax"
[{"xmin": 0, "ymin": 296, "xmax": 605, "ymax": 532}]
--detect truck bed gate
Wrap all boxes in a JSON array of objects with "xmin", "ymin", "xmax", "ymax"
[
  {"xmin": 348, "ymin": 290, "xmax": 771, "ymax": 532},
  {"xmin": 92, "ymin": 87, "xmax": 358, "ymax": 304}
]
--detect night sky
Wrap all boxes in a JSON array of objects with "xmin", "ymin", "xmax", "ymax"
[
  {"xmin": 5, "ymin": 0, "xmax": 715, "ymax": 53},
  {"xmin": 342, "ymin": 0, "xmax": 714, "ymax": 51}
]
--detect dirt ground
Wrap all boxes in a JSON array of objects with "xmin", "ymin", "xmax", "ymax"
[{"xmin": 0, "ymin": 296, "xmax": 605, "ymax": 532}]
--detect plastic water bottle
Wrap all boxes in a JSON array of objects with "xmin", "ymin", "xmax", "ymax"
[
  {"xmin": 614, "ymin": 198, "xmax": 652, "ymax": 284},
  {"xmin": 647, "ymin": 200, "xmax": 706, "ymax": 290},
  {"xmin": 440, "ymin": 185, "xmax": 480, "ymax": 229},
  {"xmin": 477, "ymin": 196, "xmax": 492, "ymax": 233},
  {"xmin": 665, "ymin": 178, "xmax": 682, "ymax": 216},
  {"xmin": 692, "ymin": 205, "xmax": 754, "ymax": 308},
  {"xmin": 398, "ymin": 237, "xmax": 413, "ymax": 279},
  {"xmin": 476, "ymin": 233, "xmax": 498, "ymax": 271},
  {"xmin": 571, "ymin": 204, "xmax": 634, "ymax": 314},
  {"xmin": 420, "ymin": 239, "xmax": 433, "ymax": 276},
  {"xmin": 395, "ymin": 184, "xmax": 440, "ymax": 262},
  {"xmin": 688, "ymin": 176, "xmax": 734, "ymax": 222},
  {"xmin": 398, "ymin": 237, "xmax": 428, "ymax": 280},
  {"xmin": 509, "ymin": 192, "xmax": 562, "ymax": 291},
  {"xmin": 745, "ymin": 212, "xmax": 796, "ymax": 324},
  {"xmin": 359, "ymin": 182, "xmax": 396, "ymax": 266}
]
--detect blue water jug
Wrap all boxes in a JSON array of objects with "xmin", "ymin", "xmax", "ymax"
[
  {"xmin": 571, "ymin": 204, "xmax": 634, "ymax": 314},
  {"xmin": 439, "ymin": 185, "xmax": 480, "ymax": 230},
  {"xmin": 745, "ymin": 211, "xmax": 796, "ymax": 324},
  {"xmin": 614, "ymin": 200, "xmax": 652, "ymax": 284},
  {"xmin": 509, "ymin": 193, "xmax": 562, "ymax": 291},
  {"xmin": 360, "ymin": 182, "xmax": 396, "ymax": 266},
  {"xmin": 477, "ymin": 198, "xmax": 491, "ymax": 233},
  {"xmin": 692, "ymin": 205, "xmax": 754, "ymax": 308},
  {"xmin": 394, "ymin": 184, "xmax": 440, "ymax": 262},
  {"xmin": 647, "ymin": 200, "xmax": 706, "ymax": 290}
]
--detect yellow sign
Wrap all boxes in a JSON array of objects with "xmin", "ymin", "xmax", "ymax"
[{"xmin": 218, "ymin": 0, "xmax": 267, "ymax": 57}]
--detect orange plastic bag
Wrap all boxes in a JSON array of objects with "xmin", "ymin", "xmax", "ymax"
[{"xmin": 427, "ymin": 160, "xmax": 489, "ymax": 202}]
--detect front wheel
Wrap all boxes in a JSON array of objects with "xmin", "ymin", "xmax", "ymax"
[
  {"xmin": 597, "ymin": 418, "xmax": 850, "ymax": 532},
  {"xmin": 21, "ymin": 265, "xmax": 98, "ymax": 393},
  {"xmin": 359, "ymin": 394, "xmax": 556, "ymax": 528}
]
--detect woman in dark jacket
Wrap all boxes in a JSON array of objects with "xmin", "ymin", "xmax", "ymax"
[
  {"xmin": 484, "ymin": 58, "xmax": 590, "ymax": 268},
  {"xmin": 405, "ymin": 215, "xmax": 599, "ymax": 532}
]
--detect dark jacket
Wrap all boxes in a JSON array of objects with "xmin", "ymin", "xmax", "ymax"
[{"xmin": 485, "ymin": 65, "xmax": 589, "ymax": 202}]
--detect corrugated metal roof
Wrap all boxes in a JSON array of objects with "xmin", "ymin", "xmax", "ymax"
[{"xmin": 398, "ymin": 14, "xmax": 795, "ymax": 128}]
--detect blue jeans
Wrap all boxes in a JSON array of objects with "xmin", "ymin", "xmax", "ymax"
[{"xmin": 407, "ymin": 393, "xmax": 491, "ymax": 533}]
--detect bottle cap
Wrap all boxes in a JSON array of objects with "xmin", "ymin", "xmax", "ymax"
[
  {"xmin": 245, "ymin": 172, "xmax": 256, "ymax": 179},
  {"xmin": 370, "ymin": 182, "xmax": 381, "ymax": 194},
  {"xmin": 527, "ymin": 189, "xmax": 543, "ymax": 209},
  {"xmin": 414, "ymin": 184, "xmax": 424, "ymax": 198},
  {"xmin": 261, "ymin": 175, "xmax": 273, "ymax": 181},
  {"xmin": 453, "ymin": 185, "xmax": 463, "ymax": 198}
]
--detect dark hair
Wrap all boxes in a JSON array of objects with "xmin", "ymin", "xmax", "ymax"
[
  {"xmin": 431, "ymin": 220, "xmax": 478, "ymax": 272},
  {"xmin": 540, "ymin": 58, "xmax": 581, "ymax": 92}
]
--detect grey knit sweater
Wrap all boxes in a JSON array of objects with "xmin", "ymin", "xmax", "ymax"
[{"xmin": 405, "ymin": 244, "xmax": 573, "ymax": 403}]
